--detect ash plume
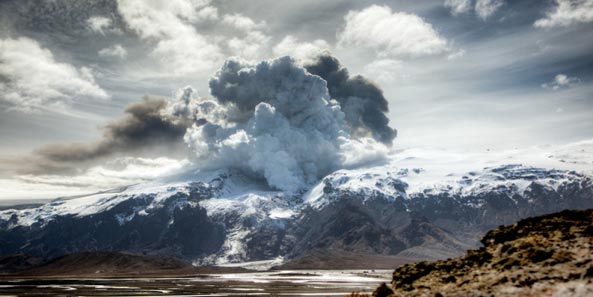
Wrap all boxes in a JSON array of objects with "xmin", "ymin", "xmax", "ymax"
[
  {"xmin": 25, "ymin": 97, "xmax": 189, "ymax": 175},
  {"xmin": 305, "ymin": 53, "xmax": 397, "ymax": 145},
  {"xmin": 182, "ymin": 55, "xmax": 392, "ymax": 192},
  {"xmin": 20, "ymin": 53, "xmax": 396, "ymax": 194}
]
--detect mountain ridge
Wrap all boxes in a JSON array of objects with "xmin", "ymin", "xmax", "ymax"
[{"xmin": 1, "ymin": 143, "xmax": 592, "ymax": 268}]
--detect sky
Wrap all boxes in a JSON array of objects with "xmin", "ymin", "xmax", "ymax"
[{"xmin": 0, "ymin": 0, "xmax": 592, "ymax": 202}]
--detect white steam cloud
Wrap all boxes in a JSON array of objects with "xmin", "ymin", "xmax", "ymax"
[{"xmin": 167, "ymin": 56, "xmax": 391, "ymax": 192}]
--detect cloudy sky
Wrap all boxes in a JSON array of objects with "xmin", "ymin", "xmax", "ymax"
[{"xmin": 1, "ymin": 0, "xmax": 592, "ymax": 202}]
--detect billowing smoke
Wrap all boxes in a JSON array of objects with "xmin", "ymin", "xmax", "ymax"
[
  {"xmin": 304, "ymin": 53, "xmax": 396, "ymax": 144},
  {"xmin": 25, "ymin": 97, "xmax": 189, "ymax": 175},
  {"xmin": 177, "ymin": 55, "xmax": 392, "ymax": 192},
  {"xmin": 21, "ymin": 53, "xmax": 396, "ymax": 193}
]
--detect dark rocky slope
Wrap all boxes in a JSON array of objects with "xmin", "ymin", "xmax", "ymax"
[
  {"xmin": 390, "ymin": 209, "xmax": 593, "ymax": 296},
  {"xmin": 0, "ymin": 190, "xmax": 226, "ymax": 262},
  {"xmin": 1, "ymin": 251, "xmax": 246, "ymax": 277}
]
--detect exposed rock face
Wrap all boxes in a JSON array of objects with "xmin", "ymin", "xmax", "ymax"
[
  {"xmin": 391, "ymin": 209, "xmax": 593, "ymax": 296},
  {"xmin": 0, "ymin": 188, "xmax": 226, "ymax": 261},
  {"xmin": 288, "ymin": 165, "xmax": 593, "ymax": 263},
  {"xmin": 288, "ymin": 195, "xmax": 475, "ymax": 262}
]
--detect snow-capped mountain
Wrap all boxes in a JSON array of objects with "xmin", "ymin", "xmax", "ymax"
[{"xmin": 1, "ymin": 141, "xmax": 592, "ymax": 267}]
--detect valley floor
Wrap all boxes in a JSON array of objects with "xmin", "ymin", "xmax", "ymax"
[{"xmin": 0, "ymin": 270, "xmax": 391, "ymax": 296}]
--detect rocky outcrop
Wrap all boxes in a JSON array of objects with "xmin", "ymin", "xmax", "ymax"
[{"xmin": 390, "ymin": 209, "xmax": 593, "ymax": 296}]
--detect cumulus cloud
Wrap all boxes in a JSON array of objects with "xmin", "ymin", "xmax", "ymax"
[
  {"xmin": 534, "ymin": 0, "xmax": 593, "ymax": 28},
  {"xmin": 227, "ymin": 31, "xmax": 270, "ymax": 60},
  {"xmin": 338, "ymin": 5, "xmax": 450, "ymax": 58},
  {"xmin": 273, "ymin": 36, "xmax": 330, "ymax": 62},
  {"xmin": 98, "ymin": 44, "xmax": 127, "ymax": 58},
  {"xmin": 542, "ymin": 73, "xmax": 580, "ymax": 90},
  {"xmin": 177, "ymin": 55, "xmax": 391, "ymax": 192},
  {"xmin": 444, "ymin": 0, "xmax": 472, "ymax": 15},
  {"xmin": 116, "ymin": 0, "xmax": 276, "ymax": 69},
  {"xmin": 222, "ymin": 13, "xmax": 271, "ymax": 60},
  {"xmin": 116, "ymin": 0, "xmax": 222, "ymax": 75},
  {"xmin": 362, "ymin": 59, "xmax": 406, "ymax": 84},
  {"xmin": 24, "ymin": 97, "xmax": 189, "ymax": 175},
  {"xmin": 444, "ymin": 0, "xmax": 504, "ymax": 19},
  {"xmin": 116, "ymin": 0, "xmax": 274, "ymax": 71},
  {"xmin": 475, "ymin": 0, "xmax": 505, "ymax": 19},
  {"xmin": 222, "ymin": 13, "xmax": 266, "ymax": 32},
  {"xmin": 0, "ymin": 37, "xmax": 109, "ymax": 113},
  {"xmin": 87, "ymin": 16, "xmax": 113, "ymax": 34}
]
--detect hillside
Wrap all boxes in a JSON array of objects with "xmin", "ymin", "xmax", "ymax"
[
  {"xmin": 0, "ymin": 253, "xmax": 44, "ymax": 274},
  {"xmin": 274, "ymin": 249, "xmax": 413, "ymax": 270},
  {"xmin": 390, "ymin": 209, "xmax": 593, "ymax": 296},
  {"xmin": 2, "ymin": 251, "xmax": 245, "ymax": 277}
]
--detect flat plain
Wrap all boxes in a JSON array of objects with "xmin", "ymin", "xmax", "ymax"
[{"xmin": 0, "ymin": 270, "xmax": 391, "ymax": 296}]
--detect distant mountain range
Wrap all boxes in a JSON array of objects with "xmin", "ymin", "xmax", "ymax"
[{"xmin": 1, "ymin": 140, "xmax": 592, "ymax": 269}]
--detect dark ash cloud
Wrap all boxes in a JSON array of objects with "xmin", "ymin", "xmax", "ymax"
[
  {"xmin": 184, "ymin": 55, "xmax": 392, "ymax": 192},
  {"xmin": 103, "ymin": 98, "xmax": 186, "ymax": 148},
  {"xmin": 23, "ymin": 97, "xmax": 188, "ymax": 175},
  {"xmin": 305, "ymin": 53, "xmax": 397, "ymax": 145}
]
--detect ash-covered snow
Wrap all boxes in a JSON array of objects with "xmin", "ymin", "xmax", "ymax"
[{"xmin": 304, "ymin": 142, "xmax": 592, "ymax": 210}]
